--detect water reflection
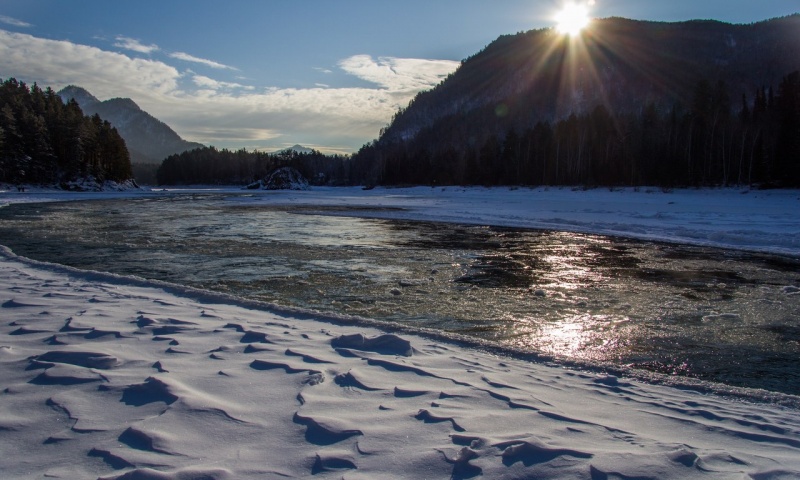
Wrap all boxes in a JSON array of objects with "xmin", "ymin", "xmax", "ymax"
[{"xmin": 0, "ymin": 195, "xmax": 799, "ymax": 394}]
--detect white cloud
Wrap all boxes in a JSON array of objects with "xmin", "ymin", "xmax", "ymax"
[
  {"xmin": 0, "ymin": 30, "xmax": 180, "ymax": 100},
  {"xmin": 113, "ymin": 36, "xmax": 159, "ymax": 54},
  {"xmin": 338, "ymin": 55, "xmax": 459, "ymax": 92},
  {"xmin": 192, "ymin": 74, "xmax": 254, "ymax": 91},
  {"xmin": 0, "ymin": 15, "xmax": 31, "ymax": 28},
  {"xmin": 169, "ymin": 52, "xmax": 237, "ymax": 70},
  {"xmin": 0, "ymin": 29, "xmax": 460, "ymax": 152}
]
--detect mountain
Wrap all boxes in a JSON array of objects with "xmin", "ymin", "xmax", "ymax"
[
  {"xmin": 58, "ymin": 85, "xmax": 100, "ymax": 108},
  {"xmin": 274, "ymin": 144, "xmax": 316, "ymax": 155},
  {"xmin": 379, "ymin": 15, "xmax": 800, "ymax": 144},
  {"xmin": 57, "ymin": 86, "xmax": 204, "ymax": 164},
  {"xmin": 354, "ymin": 15, "xmax": 800, "ymax": 187}
]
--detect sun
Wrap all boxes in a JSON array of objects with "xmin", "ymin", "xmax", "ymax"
[{"xmin": 555, "ymin": 2, "xmax": 591, "ymax": 36}]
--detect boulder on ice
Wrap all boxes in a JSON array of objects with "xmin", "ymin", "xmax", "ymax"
[{"xmin": 247, "ymin": 167, "xmax": 309, "ymax": 191}]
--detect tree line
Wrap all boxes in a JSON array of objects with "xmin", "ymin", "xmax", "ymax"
[
  {"xmin": 156, "ymin": 146, "xmax": 355, "ymax": 186},
  {"xmin": 354, "ymin": 72, "xmax": 800, "ymax": 188},
  {"xmin": 0, "ymin": 78, "xmax": 132, "ymax": 186}
]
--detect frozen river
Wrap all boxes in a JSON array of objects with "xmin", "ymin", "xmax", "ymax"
[{"xmin": 0, "ymin": 192, "xmax": 799, "ymax": 394}]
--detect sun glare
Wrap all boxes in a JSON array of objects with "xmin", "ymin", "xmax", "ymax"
[{"xmin": 555, "ymin": 2, "xmax": 591, "ymax": 36}]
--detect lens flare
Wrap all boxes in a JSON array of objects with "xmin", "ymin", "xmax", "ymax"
[{"xmin": 555, "ymin": 2, "xmax": 591, "ymax": 36}]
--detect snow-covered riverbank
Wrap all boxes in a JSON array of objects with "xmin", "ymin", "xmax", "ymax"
[
  {"xmin": 4, "ymin": 184, "xmax": 797, "ymax": 256},
  {"xmin": 232, "ymin": 186, "xmax": 800, "ymax": 257},
  {"xmin": 1, "ymin": 185, "xmax": 799, "ymax": 478},
  {"xmin": 2, "ymin": 247, "xmax": 799, "ymax": 479}
]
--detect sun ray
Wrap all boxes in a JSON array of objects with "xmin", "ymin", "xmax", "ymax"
[{"xmin": 555, "ymin": 2, "xmax": 591, "ymax": 36}]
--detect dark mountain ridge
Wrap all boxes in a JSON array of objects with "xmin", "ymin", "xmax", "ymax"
[
  {"xmin": 380, "ymin": 15, "xmax": 800, "ymax": 144},
  {"xmin": 57, "ymin": 86, "xmax": 204, "ymax": 164},
  {"xmin": 354, "ymin": 15, "xmax": 800, "ymax": 187}
]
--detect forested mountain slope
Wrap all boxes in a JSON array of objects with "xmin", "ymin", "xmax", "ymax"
[
  {"xmin": 58, "ymin": 86, "xmax": 204, "ymax": 165},
  {"xmin": 354, "ymin": 15, "xmax": 800, "ymax": 187}
]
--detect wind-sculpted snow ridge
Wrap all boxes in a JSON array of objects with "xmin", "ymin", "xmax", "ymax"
[
  {"xmin": 331, "ymin": 333, "xmax": 415, "ymax": 356},
  {"xmin": 1, "ymin": 248, "xmax": 800, "ymax": 478}
]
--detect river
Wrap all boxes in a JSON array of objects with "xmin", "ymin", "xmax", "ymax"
[{"xmin": 1, "ymin": 193, "xmax": 798, "ymax": 395}]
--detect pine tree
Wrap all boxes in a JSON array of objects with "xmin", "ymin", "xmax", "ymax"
[
  {"xmin": 0, "ymin": 77, "xmax": 133, "ymax": 186},
  {"xmin": 775, "ymin": 72, "xmax": 800, "ymax": 185}
]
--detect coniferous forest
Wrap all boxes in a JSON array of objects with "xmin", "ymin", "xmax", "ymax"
[
  {"xmin": 355, "ymin": 73, "xmax": 800, "ymax": 188},
  {"xmin": 0, "ymin": 78, "xmax": 132, "ymax": 187},
  {"xmin": 156, "ymin": 146, "xmax": 353, "ymax": 186}
]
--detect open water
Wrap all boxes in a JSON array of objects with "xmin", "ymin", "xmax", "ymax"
[{"xmin": 1, "ymin": 193, "xmax": 799, "ymax": 395}]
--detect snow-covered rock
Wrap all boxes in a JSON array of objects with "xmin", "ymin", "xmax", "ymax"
[
  {"xmin": 59, "ymin": 177, "xmax": 141, "ymax": 192},
  {"xmin": 247, "ymin": 167, "xmax": 310, "ymax": 190}
]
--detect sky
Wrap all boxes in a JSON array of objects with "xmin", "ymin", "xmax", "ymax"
[{"xmin": 0, "ymin": 1, "xmax": 798, "ymax": 155}]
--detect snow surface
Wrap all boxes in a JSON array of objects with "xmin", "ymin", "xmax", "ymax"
[{"xmin": 0, "ymin": 186, "xmax": 799, "ymax": 479}]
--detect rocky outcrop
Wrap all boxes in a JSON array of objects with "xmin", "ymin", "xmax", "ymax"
[{"xmin": 246, "ymin": 167, "xmax": 310, "ymax": 190}]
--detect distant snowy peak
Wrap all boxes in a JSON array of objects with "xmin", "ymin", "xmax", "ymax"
[{"xmin": 276, "ymin": 144, "xmax": 315, "ymax": 155}]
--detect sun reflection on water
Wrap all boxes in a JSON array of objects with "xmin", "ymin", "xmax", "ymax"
[
  {"xmin": 508, "ymin": 313, "xmax": 629, "ymax": 361},
  {"xmin": 535, "ymin": 232, "xmax": 609, "ymax": 291}
]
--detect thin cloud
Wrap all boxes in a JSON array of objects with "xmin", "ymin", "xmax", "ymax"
[
  {"xmin": 338, "ymin": 55, "xmax": 459, "ymax": 92},
  {"xmin": 169, "ymin": 51, "xmax": 237, "ymax": 70},
  {"xmin": 0, "ymin": 15, "xmax": 32, "ymax": 28},
  {"xmin": 192, "ymin": 74, "xmax": 255, "ymax": 91},
  {"xmin": 113, "ymin": 36, "xmax": 159, "ymax": 54},
  {"xmin": 180, "ymin": 126, "xmax": 282, "ymax": 142}
]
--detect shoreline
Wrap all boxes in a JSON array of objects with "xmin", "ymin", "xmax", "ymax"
[
  {"xmin": 2, "ymin": 185, "xmax": 799, "ymax": 257},
  {"xmin": 3, "ymin": 244, "xmax": 799, "ymax": 408},
  {"xmin": 1, "ymin": 244, "xmax": 799, "ymax": 478}
]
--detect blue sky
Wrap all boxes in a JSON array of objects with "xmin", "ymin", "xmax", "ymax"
[{"xmin": 1, "ymin": 1, "xmax": 797, "ymax": 154}]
